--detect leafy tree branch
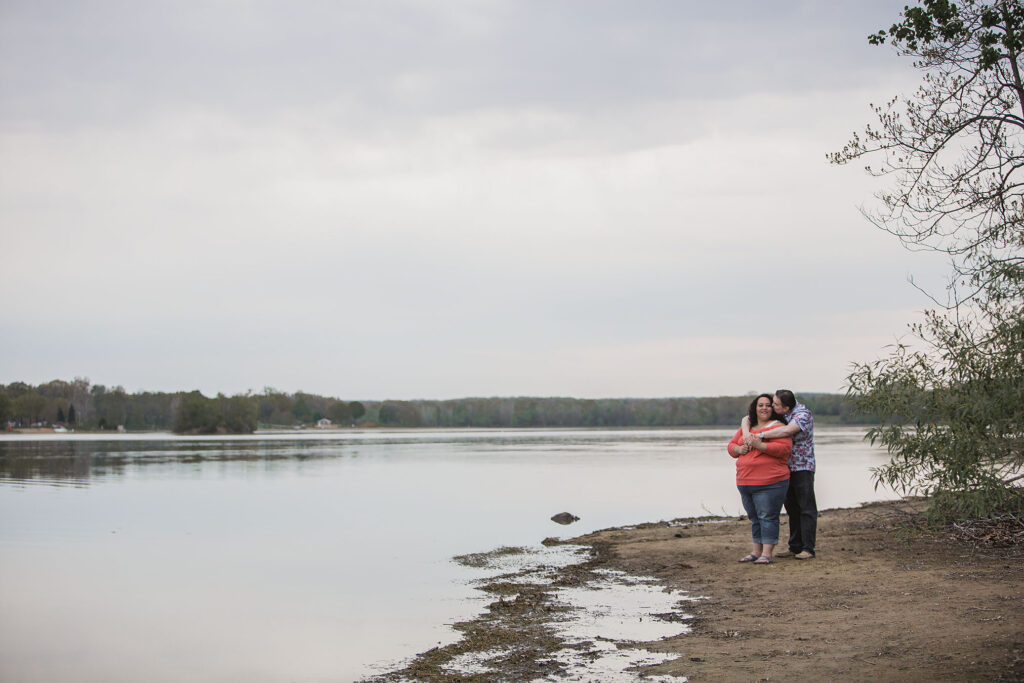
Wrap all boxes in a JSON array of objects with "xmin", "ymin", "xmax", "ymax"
[{"xmin": 835, "ymin": 0, "xmax": 1024, "ymax": 520}]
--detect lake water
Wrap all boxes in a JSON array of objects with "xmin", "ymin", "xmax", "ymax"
[{"xmin": 0, "ymin": 427, "xmax": 894, "ymax": 682}]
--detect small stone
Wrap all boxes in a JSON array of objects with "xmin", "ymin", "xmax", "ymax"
[{"xmin": 550, "ymin": 512, "xmax": 580, "ymax": 525}]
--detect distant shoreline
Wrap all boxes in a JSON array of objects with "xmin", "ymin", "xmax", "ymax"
[
  {"xmin": 2, "ymin": 423, "xmax": 877, "ymax": 437},
  {"xmin": 2, "ymin": 380, "xmax": 873, "ymax": 433}
]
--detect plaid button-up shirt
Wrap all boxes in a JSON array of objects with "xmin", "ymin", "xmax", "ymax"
[{"xmin": 785, "ymin": 403, "xmax": 815, "ymax": 472}]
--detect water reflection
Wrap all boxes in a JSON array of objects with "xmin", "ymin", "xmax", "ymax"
[
  {"xmin": 0, "ymin": 437, "xmax": 357, "ymax": 486},
  {"xmin": 0, "ymin": 426, "xmax": 879, "ymax": 488},
  {"xmin": 0, "ymin": 439, "xmax": 96, "ymax": 486}
]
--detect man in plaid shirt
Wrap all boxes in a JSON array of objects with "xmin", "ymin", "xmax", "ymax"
[{"xmin": 742, "ymin": 389, "xmax": 817, "ymax": 559}]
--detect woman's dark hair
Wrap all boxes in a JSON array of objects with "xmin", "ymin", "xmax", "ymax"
[
  {"xmin": 748, "ymin": 393, "xmax": 783, "ymax": 427},
  {"xmin": 774, "ymin": 389, "xmax": 797, "ymax": 411}
]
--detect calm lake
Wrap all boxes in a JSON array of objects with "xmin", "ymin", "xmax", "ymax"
[{"xmin": 0, "ymin": 427, "xmax": 894, "ymax": 682}]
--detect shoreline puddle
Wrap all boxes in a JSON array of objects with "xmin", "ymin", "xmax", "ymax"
[
  {"xmin": 370, "ymin": 543, "xmax": 696, "ymax": 681},
  {"xmin": 534, "ymin": 567, "xmax": 696, "ymax": 681}
]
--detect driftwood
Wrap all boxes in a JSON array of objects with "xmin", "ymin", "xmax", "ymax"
[{"xmin": 944, "ymin": 514, "xmax": 1024, "ymax": 548}]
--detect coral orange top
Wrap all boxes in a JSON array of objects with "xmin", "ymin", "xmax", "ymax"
[{"xmin": 727, "ymin": 423, "xmax": 793, "ymax": 486}]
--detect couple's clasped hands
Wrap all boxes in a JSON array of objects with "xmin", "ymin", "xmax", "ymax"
[{"xmin": 734, "ymin": 432, "xmax": 764, "ymax": 455}]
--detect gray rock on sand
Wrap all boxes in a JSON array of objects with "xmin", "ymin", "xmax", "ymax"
[{"xmin": 550, "ymin": 512, "xmax": 580, "ymax": 525}]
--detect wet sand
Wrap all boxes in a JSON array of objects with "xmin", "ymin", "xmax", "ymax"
[{"xmin": 372, "ymin": 499, "xmax": 1024, "ymax": 681}]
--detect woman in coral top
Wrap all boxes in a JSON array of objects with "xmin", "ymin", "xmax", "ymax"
[{"xmin": 728, "ymin": 394, "xmax": 793, "ymax": 564}]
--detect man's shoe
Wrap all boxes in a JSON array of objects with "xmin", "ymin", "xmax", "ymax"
[
  {"xmin": 794, "ymin": 550, "xmax": 815, "ymax": 560},
  {"xmin": 774, "ymin": 550, "xmax": 793, "ymax": 558}
]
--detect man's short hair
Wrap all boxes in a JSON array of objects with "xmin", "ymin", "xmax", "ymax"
[{"xmin": 775, "ymin": 389, "xmax": 797, "ymax": 410}]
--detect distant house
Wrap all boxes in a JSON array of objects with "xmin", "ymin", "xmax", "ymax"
[{"xmin": 316, "ymin": 418, "xmax": 333, "ymax": 429}]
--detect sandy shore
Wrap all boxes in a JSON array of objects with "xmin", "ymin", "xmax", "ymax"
[
  {"xmin": 373, "ymin": 499, "xmax": 1023, "ymax": 681},
  {"xmin": 587, "ymin": 500, "xmax": 1023, "ymax": 681}
]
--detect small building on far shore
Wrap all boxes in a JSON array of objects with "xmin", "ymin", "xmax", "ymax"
[{"xmin": 316, "ymin": 418, "xmax": 333, "ymax": 429}]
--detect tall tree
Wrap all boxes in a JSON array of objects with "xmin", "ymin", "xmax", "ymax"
[
  {"xmin": 13, "ymin": 392, "xmax": 48, "ymax": 425},
  {"xmin": 173, "ymin": 391, "xmax": 220, "ymax": 434},
  {"xmin": 0, "ymin": 391, "xmax": 11, "ymax": 426},
  {"xmin": 327, "ymin": 400, "xmax": 352, "ymax": 424},
  {"xmin": 833, "ymin": 0, "xmax": 1024, "ymax": 519},
  {"xmin": 219, "ymin": 394, "xmax": 258, "ymax": 433},
  {"xmin": 292, "ymin": 395, "xmax": 312, "ymax": 424}
]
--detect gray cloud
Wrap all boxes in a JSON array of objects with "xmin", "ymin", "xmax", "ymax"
[
  {"xmin": 2, "ymin": 1, "xmax": 906, "ymax": 129},
  {"xmin": 1, "ymin": 0, "xmax": 944, "ymax": 398}
]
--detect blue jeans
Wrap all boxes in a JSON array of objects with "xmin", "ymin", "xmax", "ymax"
[{"xmin": 738, "ymin": 479, "xmax": 790, "ymax": 545}]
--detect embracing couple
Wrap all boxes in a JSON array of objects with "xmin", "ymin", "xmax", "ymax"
[{"xmin": 726, "ymin": 389, "xmax": 817, "ymax": 565}]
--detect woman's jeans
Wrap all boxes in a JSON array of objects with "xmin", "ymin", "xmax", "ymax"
[{"xmin": 737, "ymin": 479, "xmax": 790, "ymax": 545}]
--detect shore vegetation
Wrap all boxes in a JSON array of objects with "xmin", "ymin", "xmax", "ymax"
[{"xmin": 833, "ymin": 0, "xmax": 1024, "ymax": 521}]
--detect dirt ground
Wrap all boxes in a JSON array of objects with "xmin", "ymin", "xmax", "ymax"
[
  {"xmin": 373, "ymin": 500, "xmax": 1023, "ymax": 682},
  {"xmin": 589, "ymin": 500, "xmax": 1024, "ymax": 681}
]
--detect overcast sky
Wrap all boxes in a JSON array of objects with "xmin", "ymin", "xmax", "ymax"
[{"xmin": 0, "ymin": 1, "xmax": 949, "ymax": 400}]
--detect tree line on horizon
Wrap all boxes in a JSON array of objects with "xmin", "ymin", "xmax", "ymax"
[{"xmin": 0, "ymin": 378, "xmax": 873, "ymax": 434}]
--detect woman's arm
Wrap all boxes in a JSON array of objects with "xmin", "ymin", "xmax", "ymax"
[{"xmin": 728, "ymin": 429, "xmax": 748, "ymax": 458}]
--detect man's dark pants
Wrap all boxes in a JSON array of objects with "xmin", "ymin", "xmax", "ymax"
[{"xmin": 785, "ymin": 470, "xmax": 817, "ymax": 555}]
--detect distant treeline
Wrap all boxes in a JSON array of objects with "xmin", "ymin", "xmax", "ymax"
[
  {"xmin": 367, "ymin": 394, "xmax": 873, "ymax": 428},
  {"xmin": 0, "ymin": 379, "xmax": 366, "ymax": 434},
  {"xmin": 0, "ymin": 379, "xmax": 873, "ymax": 434}
]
